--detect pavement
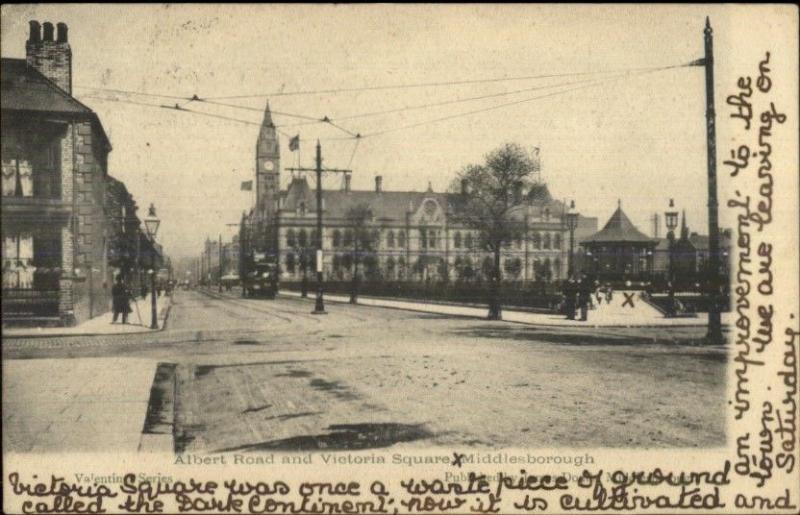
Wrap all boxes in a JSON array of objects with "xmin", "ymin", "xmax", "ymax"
[
  {"xmin": 281, "ymin": 289, "xmax": 729, "ymax": 328},
  {"xmin": 2, "ymin": 289, "xmax": 727, "ymax": 454},
  {"xmin": 2, "ymin": 357, "xmax": 157, "ymax": 453},
  {"xmin": 2, "ymin": 293, "xmax": 171, "ymax": 338}
]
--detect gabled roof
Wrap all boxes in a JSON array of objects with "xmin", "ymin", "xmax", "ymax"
[
  {"xmin": 581, "ymin": 206, "xmax": 655, "ymax": 244},
  {"xmin": 1, "ymin": 58, "xmax": 111, "ymax": 149}
]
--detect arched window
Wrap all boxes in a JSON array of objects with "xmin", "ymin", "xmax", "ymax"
[
  {"xmin": 387, "ymin": 230, "xmax": 395, "ymax": 248},
  {"xmin": 332, "ymin": 229, "xmax": 342, "ymax": 248},
  {"xmin": 543, "ymin": 233, "xmax": 551, "ymax": 249},
  {"xmin": 286, "ymin": 252, "xmax": 296, "ymax": 274},
  {"xmin": 532, "ymin": 232, "xmax": 541, "ymax": 249},
  {"xmin": 454, "ymin": 231, "xmax": 462, "ymax": 249},
  {"xmin": 398, "ymin": 230, "xmax": 406, "ymax": 248},
  {"xmin": 298, "ymin": 229, "xmax": 308, "ymax": 248},
  {"xmin": 386, "ymin": 257, "xmax": 396, "ymax": 278}
]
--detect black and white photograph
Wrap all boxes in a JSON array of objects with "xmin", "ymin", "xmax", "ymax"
[{"xmin": 2, "ymin": 4, "xmax": 798, "ymax": 514}]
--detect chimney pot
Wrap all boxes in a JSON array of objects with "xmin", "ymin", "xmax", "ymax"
[
  {"xmin": 42, "ymin": 22, "xmax": 54, "ymax": 41},
  {"xmin": 56, "ymin": 22, "xmax": 68, "ymax": 43},
  {"xmin": 28, "ymin": 21, "xmax": 41, "ymax": 43},
  {"xmin": 375, "ymin": 175, "xmax": 383, "ymax": 193}
]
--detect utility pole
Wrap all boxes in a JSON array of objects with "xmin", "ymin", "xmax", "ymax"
[
  {"xmin": 703, "ymin": 17, "xmax": 723, "ymax": 344},
  {"xmin": 287, "ymin": 140, "xmax": 352, "ymax": 314},
  {"xmin": 218, "ymin": 233, "xmax": 223, "ymax": 293}
]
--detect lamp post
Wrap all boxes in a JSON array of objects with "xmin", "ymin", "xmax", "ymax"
[
  {"xmin": 564, "ymin": 200, "xmax": 579, "ymax": 278},
  {"xmin": 143, "ymin": 203, "xmax": 160, "ymax": 329},
  {"xmin": 665, "ymin": 198, "xmax": 679, "ymax": 316}
]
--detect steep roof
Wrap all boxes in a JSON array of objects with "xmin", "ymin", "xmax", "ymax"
[
  {"xmin": 280, "ymin": 177, "xmax": 565, "ymax": 222},
  {"xmin": 581, "ymin": 206, "xmax": 655, "ymax": 244},
  {"xmin": 1, "ymin": 58, "xmax": 111, "ymax": 149}
]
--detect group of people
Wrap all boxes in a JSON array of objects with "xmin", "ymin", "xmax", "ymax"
[
  {"xmin": 110, "ymin": 275, "xmax": 175, "ymax": 324},
  {"xmin": 562, "ymin": 274, "xmax": 614, "ymax": 321}
]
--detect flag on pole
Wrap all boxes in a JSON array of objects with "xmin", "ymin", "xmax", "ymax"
[
  {"xmin": 289, "ymin": 135, "xmax": 300, "ymax": 151},
  {"xmin": 240, "ymin": 180, "xmax": 253, "ymax": 191}
]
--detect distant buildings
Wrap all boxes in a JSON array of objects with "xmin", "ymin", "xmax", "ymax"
[
  {"xmin": 238, "ymin": 104, "xmax": 596, "ymax": 285},
  {"xmin": 1, "ymin": 21, "xmax": 162, "ymax": 326}
]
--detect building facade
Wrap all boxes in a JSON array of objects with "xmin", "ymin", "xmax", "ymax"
[
  {"xmin": 241, "ymin": 104, "xmax": 596, "ymax": 285},
  {"xmin": 2, "ymin": 21, "xmax": 114, "ymax": 326}
]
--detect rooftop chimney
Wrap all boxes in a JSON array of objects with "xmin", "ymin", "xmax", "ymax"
[
  {"xmin": 375, "ymin": 175, "xmax": 383, "ymax": 193},
  {"xmin": 343, "ymin": 173, "xmax": 352, "ymax": 193},
  {"xmin": 26, "ymin": 20, "xmax": 72, "ymax": 94}
]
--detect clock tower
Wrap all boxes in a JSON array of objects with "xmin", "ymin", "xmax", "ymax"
[{"xmin": 256, "ymin": 102, "xmax": 280, "ymax": 219}]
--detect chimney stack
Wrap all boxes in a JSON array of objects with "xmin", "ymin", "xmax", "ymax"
[
  {"xmin": 343, "ymin": 173, "xmax": 352, "ymax": 193},
  {"xmin": 375, "ymin": 175, "xmax": 383, "ymax": 193},
  {"xmin": 26, "ymin": 20, "xmax": 72, "ymax": 94}
]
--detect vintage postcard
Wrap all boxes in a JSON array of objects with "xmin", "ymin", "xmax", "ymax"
[{"xmin": 2, "ymin": 4, "xmax": 798, "ymax": 514}]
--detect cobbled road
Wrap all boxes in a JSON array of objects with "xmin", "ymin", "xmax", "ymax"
[{"xmin": 3, "ymin": 288, "xmax": 727, "ymax": 451}]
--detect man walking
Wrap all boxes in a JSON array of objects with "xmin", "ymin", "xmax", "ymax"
[
  {"xmin": 578, "ymin": 274, "xmax": 591, "ymax": 322},
  {"xmin": 111, "ymin": 275, "xmax": 132, "ymax": 324}
]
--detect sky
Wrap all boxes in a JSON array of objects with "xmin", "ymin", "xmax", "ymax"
[{"xmin": 1, "ymin": 4, "xmax": 795, "ymax": 260}]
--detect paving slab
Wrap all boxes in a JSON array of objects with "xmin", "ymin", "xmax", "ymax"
[{"xmin": 2, "ymin": 357, "xmax": 158, "ymax": 453}]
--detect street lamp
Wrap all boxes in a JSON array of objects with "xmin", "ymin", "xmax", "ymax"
[
  {"xmin": 564, "ymin": 200, "xmax": 579, "ymax": 278},
  {"xmin": 143, "ymin": 203, "xmax": 160, "ymax": 329},
  {"xmin": 665, "ymin": 198, "xmax": 679, "ymax": 316}
]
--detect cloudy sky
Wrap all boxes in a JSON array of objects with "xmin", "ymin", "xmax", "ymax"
[{"xmin": 2, "ymin": 4, "xmax": 795, "ymax": 259}]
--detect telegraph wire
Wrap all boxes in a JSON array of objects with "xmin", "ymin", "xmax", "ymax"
[
  {"xmin": 347, "ymin": 64, "xmax": 685, "ymax": 140},
  {"xmin": 202, "ymin": 63, "xmax": 686, "ymax": 100}
]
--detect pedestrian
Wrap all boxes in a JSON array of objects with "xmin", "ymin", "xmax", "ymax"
[
  {"xmin": 564, "ymin": 278, "xmax": 577, "ymax": 320},
  {"xmin": 578, "ymin": 276, "xmax": 591, "ymax": 321},
  {"xmin": 606, "ymin": 284, "xmax": 613, "ymax": 304},
  {"xmin": 111, "ymin": 275, "xmax": 132, "ymax": 324}
]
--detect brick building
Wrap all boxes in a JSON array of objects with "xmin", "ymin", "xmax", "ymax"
[
  {"xmin": 241, "ymin": 104, "xmax": 597, "ymax": 285},
  {"xmin": 2, "ymin": 21, "xmax": 132, "ymax": 326}
]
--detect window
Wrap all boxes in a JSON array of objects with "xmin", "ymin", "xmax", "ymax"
[
  {"xmin": 333, "ymin": 230, "xmax": 342, "ymax": 248},
  {"xmin": 298, "ymin": 229, "xmax": 308, "ymax": 248},
  {"xmin": 553, "ymin": 233, "xmax": 562, "ymax": 249},
  {"xmin": 428, "ymin": 230, "xmax": 437, "ymax": 248},
  {"xmin": 387, "ymin": 230, "xmax": 395, "ymax": 248},
  {"xmin": 419, "ymin": 229, "xmax": 427, "ymax": 249},
  {"xmin": 386, "ymin": 257, "xmax": 396, "ymax": 278},
  {"xmin": 464, "ymin": 233, "xmax": 473, "ymax": 250},
  {"xmin": 2, "ymin": 234, "xmax": 34, "ymax": 289},
  {"xmin": 286, "ymin": 253, "xmax": 296, "ymax": 274},
  {"xmin": 343, "ymin": 229, "xmax": 353, "ymax": 248},
  {"xmin": 543, "ymin": 233, "xmax": 551, "ymax": 250},
  {"xmin": 398, "ymin": 230, "xmax": 406, "ymax": 248},
  {"xmin": 454, "ymin": 232, "xmax": 462, "ymax": 249},
  {"xmin": 286, "ymin": 229, "xmax": 296, "ymax": 248},
  {"xmin": 532, "ymin": 232, "xmax": 541, "ymax": 249}
]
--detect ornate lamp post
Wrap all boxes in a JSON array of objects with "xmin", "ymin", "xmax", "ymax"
[
  {"xmin": 665, "ymin": 198, "xmax": 679, "ymax": 316},
  {"xmin": 564, "ymin": 200, "xmax": 579, "ymax": 278},
  {"xmin": 143, "ymin": 203, "xmax": 160, "ymax": 329}
]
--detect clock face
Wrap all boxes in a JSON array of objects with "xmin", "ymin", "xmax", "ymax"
[
  {"xmin": 423, "ymin": 199, "xmax": 437, "ymax": 215},
  {"xmin": 263, "ymin": 160, "xmax": 275, "ymax": 171}
]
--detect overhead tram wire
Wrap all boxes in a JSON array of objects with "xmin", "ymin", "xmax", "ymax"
[
  {"xmin": 342, "ymin": 63, "xmax": 689, "ymax": 140},
  {"xmin": 202, "ymin": 63, "xmax": 686, "ymax": 100}
]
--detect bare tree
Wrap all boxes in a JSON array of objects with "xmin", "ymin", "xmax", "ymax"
[
  {"xmin": 449, "ymin": 143, "xmax": 541, "ymax": 320},
  {"xmin": 344, "ymin": 204, "xmax": 375, "ymax": 304}
]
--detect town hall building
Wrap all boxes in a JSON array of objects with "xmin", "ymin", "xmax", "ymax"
[{"xmin": 241, "ymin": 104, "xmax": 597, "ymax": 284}]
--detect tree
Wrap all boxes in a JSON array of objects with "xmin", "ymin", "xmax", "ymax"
[
  {"xmin": 449, "ymin": 143, "xmax": 541, "ymax": 320},
  {"xmin": 344, "ymin": 204, "xmax": 375, "ymax": 304}
]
